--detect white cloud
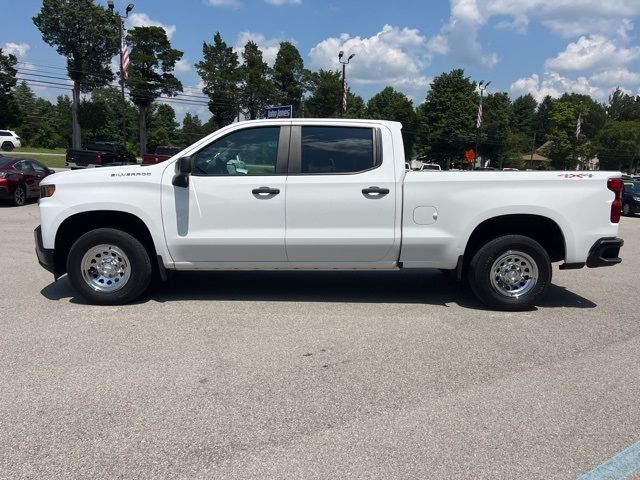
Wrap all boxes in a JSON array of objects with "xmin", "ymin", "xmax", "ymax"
[
  {"xmin": 265, "ymin": 0, "xmax": 301, "ymax": 4},
  {"xmin": 309, "ymin": 25, "xmax": 432, "ymax": 99},
  {"xmin": 589, "ymin": 68, "xmax": 640, "ymax": 87},
  {"xmin": 174, "ymin": 59, "xmax": 191, "ymax": 73},
  {"xmin": 509, "ymin": 70, "xmax": 631, "ymax": 102},
  {"xmin": 234, "ymin": 32, "xmax": 292, "ymax": 66},
  {"xmin": 126, "ymin": 13, "xmax": 176, "ymax": 40},
  {"xmin": 2, "ymin": 42, "xmax": 30, "ymax": 58},
  {"xmin": 206, "ymin": 0, "xmax": 242, "ymax": 7},
  {"xmin": 427, "ymin": 0, "xmax": 640, "ymax": 68},
  {"xmin": 545, "ymin": 34, "xmax": 640, "ymax": 72}
]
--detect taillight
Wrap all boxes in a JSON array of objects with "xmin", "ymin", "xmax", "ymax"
[
  {"xmin": 607, "ymin": 178, "xmax": 624, "ymax": 223},
  {"xmin": 96, "ymin": 152, "xmax": 103, "ymax": 164}
]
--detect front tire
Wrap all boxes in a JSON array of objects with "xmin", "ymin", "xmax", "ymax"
[
  {"xmin": 67, "ymin": 228, "xmax": 152, "ymax": 305},
  {"xmin": 12, "ymin": 185, "xmax": 26, "ymax": 206},
  {"xmin": 622, "ymin": 203, "xmax": 631, "ymax": 216},
  {"xmin": 468, "ymin": 235, "xmax": 552, "ymax": 311}
]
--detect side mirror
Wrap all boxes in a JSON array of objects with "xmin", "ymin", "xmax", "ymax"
[
  {"xmin": 172, "ymin": 156, "xmax": 192, "ymax": 187},
  {"xmin": 48, "ymin": 169, "xmax": 55, "ymax": 174}
]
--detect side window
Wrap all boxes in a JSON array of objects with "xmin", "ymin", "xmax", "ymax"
[
  {"xmin": 0, "ymin": 131, "xmax": 8, "ymax": 136},
  {"xmin": 29, "ymin": 161, "xmax": 48, "ymax": 173},
  {"xmin": 15, "ymin": 161, "xmax": 34, "ymax": 172},
  {"xmin": 301, "ymin": 126, "xmax": 375, "ymax": 174},
  {"xmin": 192, "ymin": 127, "xmax": 280, "ymax": 176}
]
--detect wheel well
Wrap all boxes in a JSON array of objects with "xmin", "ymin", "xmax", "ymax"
[
  {"xmin": 54, "ymin": 211, "xmax": 157, "ymax": 276},
  {"xmin": 464, "ymin": 214, "xmax": 566, "ymax": 264}
]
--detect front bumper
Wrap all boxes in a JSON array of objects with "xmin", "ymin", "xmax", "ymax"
[
  {"xmin": 34, "ymin": 225, "xmax": 58, "ymax": 278},
  {"xmin": 586, "ymin": 237, "xmax": 623, "ymax": 268}
]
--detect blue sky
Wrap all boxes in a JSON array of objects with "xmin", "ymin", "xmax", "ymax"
[{"xmin": 3, "ymin": 0, "xmax": 640, "ymax": 121}]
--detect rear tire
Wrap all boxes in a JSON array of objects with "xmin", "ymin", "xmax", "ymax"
[
  {"xmin": 12, "ymin": 185, "xmax": 26, "ymax": 206},
  {"xmin": 66, "ymin": 228, "xmax": 152, "ymax": 305},
  {"xmin": 2, "ymin": 141, "xmax": 14, "ymax": 151},
  {"xmin": 468, "ymin": 235, "xmax": 552, "ymax": 311}
]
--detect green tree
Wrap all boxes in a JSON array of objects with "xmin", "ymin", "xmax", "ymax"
[
  {"xmin": 239, "ymin": 41, "xmax": 276, "ymax": 119},
  {"xmin": 33, "ymin": 0, "xmax": 119, "ymax": 149},
  {"xmin": 272, "ymin": 41, "xmax": 308, "ymax": 116},
  {"xmin": 196, "ymin": 32, "xmax": 240, "ymax": 128},
  {"xmin": 536, "ymin": 95, "xmax": 554, "ymax": 140},
  {"xmin": 366, "ymin": 86, "xmax": 418, "ymax": 158},
  {"xmin": 126, "ymin": 26, "xmax": 183, "ymax": 155},
  {"xmin": 306, "ymin": 69, "xmax": 342, "ymax": 118},
  {"xmin": 345, "ymin": 91, "xmax": 367, "ymax": 119},
  {"xmin": 80, "ymin": 85, "xmax": 136, "ymax": 147},
  {"xmin": 481, "ymin": 92, "xmax": 512, "ymax": 168},
  {"xmin": 607, "ymin": 88, "xmax": 640, "ymax": 121},
  {"xmin": 180, "ymin": 112, "xmax": 205, "ymax": 146},
  {"xmin": 146, "ymin": 103, "xmax": 178, "ymax": 152},
  {"xmin": 0, "ymin": 49, "xmax": 18, "ymax": 129},
  {"xmin": 416, "ymin": 69, "xmax": 478, "ymax": 169},
  {"xmin": 596, "ymin": 120, "xmax": 640, "ymax": 172},
  {"xmin": 511, "ymin": 94, "xmax": 537, "ymax": 135},
  {"xmin": 12, "ymin": 81, "xmax": 37, "ymax": 144},
  {"xmin": 54, "ymin": 95, "xmax": 73, "ymax": 147}
]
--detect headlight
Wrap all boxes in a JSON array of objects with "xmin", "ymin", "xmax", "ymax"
[
  {"xmin": 40, "ymin": 184, "xmax": 55, "ymax": 198},
  {"xmin": 634, "ymin": 196, "xmax": 640, "ymax": 202}
]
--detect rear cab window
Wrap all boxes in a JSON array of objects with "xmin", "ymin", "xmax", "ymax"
[{"xmin": 299, "ymin": 126, "xmax": 378, "ymax": 174}]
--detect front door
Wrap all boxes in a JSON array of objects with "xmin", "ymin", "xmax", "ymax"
[
  {"xmin": 162, "ymin": 125, "xmax": 290, "ymax": 265},
  {"xmin": 285, "ymin": 125, "xmax": 398, "ymax": 264}
]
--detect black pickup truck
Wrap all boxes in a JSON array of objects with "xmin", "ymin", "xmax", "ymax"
[{"xmin": 66, "ymin": 142, "xmax": 137, "ymax": 169}]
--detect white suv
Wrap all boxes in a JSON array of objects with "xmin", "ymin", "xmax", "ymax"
[{"xmin": 0, "ymin": 130, "xmax": 21, "ymax": 151}]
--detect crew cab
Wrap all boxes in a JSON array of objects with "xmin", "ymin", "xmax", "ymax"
[
  {"xmin": 66, "ymin": 142, "xmax": 137, "ymax": 169},
  {"xmin": 141, "ymin": 146, "xmax": 182, "ymax": 165},
  {"xmin": 35, "ymin": 119, "xmax": 624, "ymax": 310}
]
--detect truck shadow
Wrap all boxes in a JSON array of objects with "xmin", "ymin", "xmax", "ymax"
[{"xmin": 41, "ymin": 269, "xmax": 597, "ymax": 310}]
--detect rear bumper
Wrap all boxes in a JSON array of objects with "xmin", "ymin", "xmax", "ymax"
[
  {"xmin": 34, "ymin": 225, "xmax": 58, "ymax": 277},
  {"xmin": 586, "ymin": 237, "xmax": 623, "ymax": 268}
]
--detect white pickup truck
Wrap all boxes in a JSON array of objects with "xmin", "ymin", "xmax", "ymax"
[{"xmin": 35, "ymin": 119, "xmax": 624, "ymax": 310}]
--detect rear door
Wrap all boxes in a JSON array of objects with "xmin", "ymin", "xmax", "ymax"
[{"xmin": 285, "ymin": 124, "xmax": 398, "ymax": 264}]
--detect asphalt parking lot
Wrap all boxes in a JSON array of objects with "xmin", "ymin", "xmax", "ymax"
[{"xmin": 1, "ymin": 202, "xmax": 639, "ymax": 479}]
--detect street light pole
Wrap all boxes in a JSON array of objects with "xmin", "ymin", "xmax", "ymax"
[
  {"xmin": 338, "ymin": 51, "xmax": 355, "ymax": 118},
  {"xmin": 474, "ymin": 80, "xmax": 490, "ymax": 170},
  {"xmin": 107, "ymin": 1, "xmax": 134, "ymax": 146}
]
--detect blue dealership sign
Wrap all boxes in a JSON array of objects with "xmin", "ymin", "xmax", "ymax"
[{"xmin": 264, "ymin": 105, "xmax": 293, "ymax": 119}]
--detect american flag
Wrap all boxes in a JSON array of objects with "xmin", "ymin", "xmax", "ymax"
[
  {"xmin": 120, "ymin": 34, "xmax": 130, "ymax": 80},
  {"xmin": 575, "ymin": 113, "xmax": 581, "ymax": 139},
  {"xmin": 476, "ymin": 101, "xmax": 483, "ymax": 129},
  {"xmin": 341, "ymin": 80, "xmax": 348, "ymax": 113}
]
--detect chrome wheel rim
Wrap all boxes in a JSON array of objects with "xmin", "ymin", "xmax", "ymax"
[
  {"xmin": 490, "ymin": 250, "xmax": 538, "ymax": 298},
  {"xmin": 81, "ymin": 244, "xmax": 131, "ymax": 293},
  {"xmin": 14, "ymin": 187, "xmax": 25, "ymax": 205},
  {"xmin": 623, "ymin": 204, "xmax": 630, "ymax": 215}
]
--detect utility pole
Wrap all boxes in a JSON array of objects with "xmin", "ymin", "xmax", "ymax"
[
  {"xmin": 474, "ymin": 80, "xmax": 490, "ymax": 170},
  {"xmin": 338, "ymin": 51, "xmax": 355, "ymax": 118},
  {"xmin": 107, "ymin": 1, "xmax": 134, "ymax": 146}
]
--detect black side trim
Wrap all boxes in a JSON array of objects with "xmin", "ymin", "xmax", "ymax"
[
  {"xmin": 586, "ymin": 237, "xmax": 624, "ymax": 268},
  {"xmin": 455, "ymin": 255, "xmax": 464, "ymax": 281},
  {"xmin": 559, "ymin": 262, "xmax": 585, "ymax": 270},
  {"xmin": 156, "ymin": 255, "xmax": 168, "ymax": 281},
  {"xmin": 34, "ymin": 226, "xmax": 59, "ymax": 278}
]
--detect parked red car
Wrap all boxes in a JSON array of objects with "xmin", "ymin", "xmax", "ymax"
[
  {"xmin": 0, "ymin": 157, "xmax": 55, "ymax": 206},
  {"xmin": 141, "ymin": 146, "xmax": 182, "ymax": 165}
]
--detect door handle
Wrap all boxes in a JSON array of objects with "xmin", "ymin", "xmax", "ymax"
[
  {"xmin": 252, "ymin": 186, "xmax": 280, "ymax": 196},
  {"xmin": 362, "ymin": 186, "xmax": 390, "ymax": 196}
]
